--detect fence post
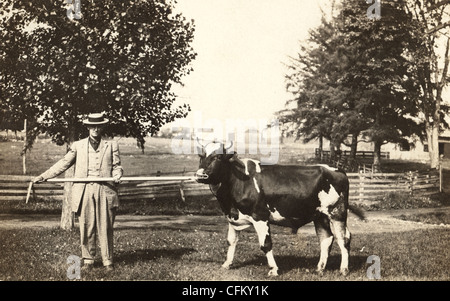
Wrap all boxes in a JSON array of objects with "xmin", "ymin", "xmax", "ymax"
[
  {"xmin": 179, "ymin": 167, "xmax": 186, "ymax": 202},
  {"xmin": 408, "ymin": 171, "xmax": 414, "ymax": 196},
  {"xmin": 439, "ymin": 163, "xmax": 443, "ymax": 193},
  {"xmin": 359, "ymin": 172, "xmax": 365, "ymax": 203}
]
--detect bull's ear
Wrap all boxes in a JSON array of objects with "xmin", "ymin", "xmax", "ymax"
[
  {"xmin": 228, "ymin": 153, "xmax": 237, "ymax": 162},
  {"xmin": 196, "ymin": 146, "xmax": 206, "ymax": 157},
  {"xmin": 228, "ymin": 153, "xmax": 245, "ymax": 167},
  {"xmin": 195, "ymin": 137, "xmax": 206, "ymax": 157}
]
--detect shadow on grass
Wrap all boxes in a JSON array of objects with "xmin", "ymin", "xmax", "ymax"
[
  {"xmin": 116, "ymin": 248, "xmax": 197, "ymax": 264},
  {"xmin": 232, "ymin": 254, "xmax": 368, "ymax": 274}
]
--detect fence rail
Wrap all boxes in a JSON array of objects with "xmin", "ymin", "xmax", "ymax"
[
  {"xmin": 347, "ymin": 169, "xmax": 441, "ymax": 203},
  {"xmin": 0, "ymin": 173, "xmax": 211, "ymax": 203},
  {"xmin": 0, "ymin": 168, "xmax": 442, "ymax": 204},
  {"xmin": 315, "ymin": 149, "xmax": 390, "ymax": 159}
]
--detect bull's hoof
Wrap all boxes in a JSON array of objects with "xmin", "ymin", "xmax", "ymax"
[
  {"xmin": 268, "ymin": 268, "xmax": 279, "ymax": 276},
  {"xmin": 340, "ymin": 268, "xmax": 349, "ymax": 276},
  {"xmin": 222, "ymin": 262, "xmax": 232, "ymax": 270},
  {"xmin": 316, "ymin": 269, "xmax": 325, "ymax": 277}
]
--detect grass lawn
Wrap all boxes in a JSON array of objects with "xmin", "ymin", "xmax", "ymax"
[{"xmin": 0, "ymin": 225, "xmax": 449, "ymax": 281}]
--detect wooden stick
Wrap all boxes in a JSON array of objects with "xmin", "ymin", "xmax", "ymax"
[
  {"xmin": 43, "ymin": 176, "xmax": 206, "ymax": 183},
  {"xmin": 26, "ymin": 181, "xmax": 33, "ymax": 204}
]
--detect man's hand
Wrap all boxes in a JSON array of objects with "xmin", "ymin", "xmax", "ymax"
[
  {"xmin": 32, "ymin": 176, "xmax": 45, "ymax": 183},
  {"xmin": 113, "ymin": 176, "xmax": 122, "ymax": 184}
]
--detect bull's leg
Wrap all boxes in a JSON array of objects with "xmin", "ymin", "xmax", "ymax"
[
  {"xmin": 222, "ymin": 223, "xmax": 239, "ymax": 269},
  {"xmin": 252, "ymin": 219, "xmax": 278, "ymax": 276},
  {"xmin": 313, "ymin": 215, "xmax": 334, "ymax": 275},
  {"xmin": 331, "ymin": 220, "xmax": 351, "ymax": 276}
]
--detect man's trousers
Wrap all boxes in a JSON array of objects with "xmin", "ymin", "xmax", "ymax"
[{"xmin": 78, "ymin": 183, "xmax": 116, "ymax": 266}]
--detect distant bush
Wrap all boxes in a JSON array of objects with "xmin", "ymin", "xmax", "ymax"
[
  {"xmin": 396, "ymin": 211, "xmax": 450, "ymax": 225},
  {"xmin": 362, "ymin": 192, "xmax": 443, "ymax": 211}
]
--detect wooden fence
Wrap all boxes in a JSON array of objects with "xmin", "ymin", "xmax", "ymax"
[
  {"xmin": 314, "ymin": 149, "xmax": 390, "ymax": 172},
  {"xmin": 347, "ymin": 169, "xmax": 441, "ymax": 203},
  {"xmin": 315, "ymin": 149, "xmax": 390, "ymax": 160},
  {"xmin": 0, "ymin": 173, "xmax": 211, "ymax": 203},
  {"xmin": 0, "ymin": 168, "xmax": 442, "ymax": 204}
]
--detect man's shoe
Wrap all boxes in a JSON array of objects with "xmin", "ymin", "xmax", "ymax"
[{"xmin": 81, "ymin": 263, "xmax": 94, "ymax": 271}]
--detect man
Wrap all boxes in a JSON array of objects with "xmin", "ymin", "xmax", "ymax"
[{"xmin": 33, "ymin": 113, "xmax": 123, "ymax": 271}]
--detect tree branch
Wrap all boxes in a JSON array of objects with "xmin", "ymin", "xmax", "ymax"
[
  {"xmin": 428, "ymin": 0, "xmax": 450, "ymax": 11},
  {"xmin": 426, "ymin": 21, "xmax": 450, "ymax": 34},
  {"xmin": 439, "ymin": 38, "xmax": 450, "ymax": 88}
]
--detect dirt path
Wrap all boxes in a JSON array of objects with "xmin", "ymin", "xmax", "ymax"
[{"xmin": 1, "ymin": 207, "xmax": 449, "ymax": 234}]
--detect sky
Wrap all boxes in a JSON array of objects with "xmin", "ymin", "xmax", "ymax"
[{"xmin": 168, "ymin": 0, "xmax": 327, "ymax": 130}]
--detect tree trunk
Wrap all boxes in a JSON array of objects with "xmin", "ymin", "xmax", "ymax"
[
  {"xmin": 60, "ymin": 129, "xmax": 76, "ymax": 230},
  {"xmin": 430, "ymin": 124, "xmax": 440, "ymax": 169},
  {"xmin": 318, "ymin": 135, "xmax": 323, "ymax": 160},
  {"xmin": 329, "ymin": 140, "xmax": 336, "ymax": 160},
  {"xmin": 373, "ymin": 140, "xmax": 382, "ymax": 173},
  {"xmin": 22, "ymin": 119, "xmax": 27, "ymax": 175},
  {"xmin": 349, "ymin": 132, "xmax": 358, "ymax": 160},
  {"xmin": 428, "ymin": 38, "xmax": 449, "ymax": 169}
]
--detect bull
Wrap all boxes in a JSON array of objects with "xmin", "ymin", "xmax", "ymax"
[{"xmin": 195, "ymin": 141, "xmax": 365, "ymax": 276}]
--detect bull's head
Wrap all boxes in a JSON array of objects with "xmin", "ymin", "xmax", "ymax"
[{"xmin": 195, "ymin": 139, "xmax": 236, "ymax": 184}]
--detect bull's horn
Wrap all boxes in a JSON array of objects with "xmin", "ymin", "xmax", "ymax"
[
  {"xmin": 196, "ymin": 137, "xmax": 206, "ymax": 148},
  {"xmin": 196, "ymin": 137, "xmax": 207, "ymax": 156},
  {"xmin": 224, "ymin": 140, "xmax": 233, "ymax": 151}
]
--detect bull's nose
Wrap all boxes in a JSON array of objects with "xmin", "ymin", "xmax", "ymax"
[{"xmin": 195, "ymin": 169, "xmax": 208, "ymax": 182}]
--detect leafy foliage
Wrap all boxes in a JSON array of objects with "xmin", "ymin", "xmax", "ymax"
[
  {"xmin": 0, "ymin": 0, "xmax": 196, "ymax": 150},
  {"xmin": 404, "ymin": 0, "xmax": 450, "ymax": 168},
  {"xmin": 283, "ymin": 0, "xmax": 427, "ymax": 167}
]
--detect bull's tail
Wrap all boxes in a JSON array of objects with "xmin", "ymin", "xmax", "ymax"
[{"xmin": 348, "ymin": 204, "xmax": 366, "ymax": 221}]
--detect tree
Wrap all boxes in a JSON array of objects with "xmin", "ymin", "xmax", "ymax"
[
  {"xmin": 0, "ymin": 0, "xmax": 196, "ymax": 229},
  {"xmin": 284, "ymin": 13, "xmax": 366, "ymax": 161},
  {"xmin": 405, "ymin": 0, "xmax": 450, "ymax": 169},
  {"xmin": 338, "ymin": 0, "xmax": 423, "ymax": 171},
  {"xmin": 284, "ymin": 0, "xmax": 425, "ymax": 172}
]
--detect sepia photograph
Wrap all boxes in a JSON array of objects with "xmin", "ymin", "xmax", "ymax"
[{"xmin": 0, "ymin": 0, "xmax": 449, "ymax": 291}]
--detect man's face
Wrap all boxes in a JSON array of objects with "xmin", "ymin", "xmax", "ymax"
[{"xmin": 88, "ymin": 125, "xmax": 104, "ymax": 140}]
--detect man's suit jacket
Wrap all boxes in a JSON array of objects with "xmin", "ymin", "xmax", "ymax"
[{"xmin": 40, "ymin": 138, "xmax": 123, "ymax": 213}]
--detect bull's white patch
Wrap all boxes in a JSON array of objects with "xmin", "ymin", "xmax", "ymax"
[
  {"xmin": 225, "ymin": 209, "xmax": 279, "ymax": 276},
  {"xmin": 269, "ymin": 207, "xmax": 287, "ymax": 222},
  {"xmin": 253, "ymin": 178, "xmax": 260, "ymax": 193},
  {"xmin": 252, "ymin": 219, "xmax": 278, "ymax": 275},
  {"xmin": 252, "ymin": 219, "xmax": 270, "ymax": 246},
  {"xmin": 204, "ymin": 142, "xmax": 223, "ymax": 156},
  {"xmin": 317, "ymin": 236, "xmax": 334, "ymax": 272},
  {"xmin": 241, "ymin": 158, "xmax": 261, "ymax": 175},
  {"xmin": 196, "ymin": 168, "xmax": 205, "ymax": 177},
  {"xmin": 316, "ymin": 164, "xmax": 338, "ymax": 171},
  {"xmin": 227, "ymin": 211, "xmax": 252, "ymax": 231},
  {"xmin": 317, "ymin": 184, "xmax": 340, "ymax": 216}
]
